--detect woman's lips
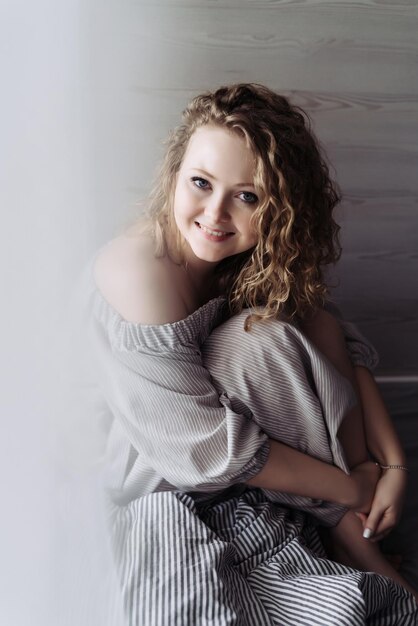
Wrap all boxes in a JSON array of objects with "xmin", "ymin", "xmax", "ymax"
[{"xmin": 195, "ymin": 222, "xmax": 234, "ymax": 242}]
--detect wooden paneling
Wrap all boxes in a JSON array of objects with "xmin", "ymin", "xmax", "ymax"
[{"xmin": 84, "ymin": 0, "xmax": 418, "ymax": 375}]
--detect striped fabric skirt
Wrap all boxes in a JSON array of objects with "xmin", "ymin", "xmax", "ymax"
[{"xmin": 109, "ymin": 487, "xmax": 418, "ymax": 625}]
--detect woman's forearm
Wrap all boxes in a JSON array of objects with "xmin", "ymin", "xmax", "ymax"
[
  {"xmin": 354, "ymin": 366, "xmax": 406, "ymax": 465},
  {"xmin": 246, "ymin": 439, "xmax": 363, "ymax": 508}
]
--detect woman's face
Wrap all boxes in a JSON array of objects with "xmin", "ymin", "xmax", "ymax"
[{"xmin": 173, "ymin": 125, "xmax": 260, "ymax": 268}]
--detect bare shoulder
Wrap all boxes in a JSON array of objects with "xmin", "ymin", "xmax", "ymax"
[{"xmin": 93, "ymin": 232, "xmax": 188, "ymax": 324}]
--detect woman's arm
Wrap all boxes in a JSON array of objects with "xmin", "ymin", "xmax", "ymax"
[
  {"xmin": 89, "ymin": 238, "xmax": 271, "ymax": 492},
  {"xmin": 301, "ymin": 307, "xmax": 407, "ymax": 538},
  {"xmin": 353, "ymin": 366, "xmax": 408, "ymax": 540},
  {"xmin": 247, "ymin": 439, "xmax": 380, "ymax": 511},
  {"xmin": 354, "ymin": 366, "xmax": 406, "ymax": 466},
  {"xmin": 89, "ymin": 238, "xmax": 375, "ymax": 507},
  {"xmin": 90, "ymin": 286, "xmax": 377, "ymax": 505},
  {"xmin": 300, "ymin": 308, "xmax": 407, "ymax": 469},
  {"xmin": 339, "ymin": 324, "xmax": 408, "ymax": 534}
]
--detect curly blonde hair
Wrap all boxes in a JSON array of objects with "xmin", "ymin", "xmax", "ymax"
[{"xmin": 140, "ymin": 83, "xmax": 341, "ymax": 327}]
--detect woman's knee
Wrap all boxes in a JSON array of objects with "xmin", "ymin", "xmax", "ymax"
[
  {"xmin": 202, "ymin": 309, "xmax": 309, "ymax": 388},
  {"xmin": 300, "ymin": 309, "xmax": 343, "ymax": 347},
  {"xmin": 206, "ymin": 309, "xmax": 303, "ymax": 356},
  {"xmin": 299, "ymin": 309, "xmax": 353, "ymax": 379}
]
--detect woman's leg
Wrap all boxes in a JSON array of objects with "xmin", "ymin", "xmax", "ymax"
[
  {"xmin": 300, "ymin": 309, "xmax": 418, "ymax": 601},
  {"xmin": 202, "ymin": 309, "xmax": 355, "ymax": 525},
  {"xmin": 203, "ymin": 310, "xmax": 417, "ymax": 602},
  {"xmin": 300, "ymin": 309, "xmax": 368, "ymax": 469},
  {"xmin": 328, "ymin": 510, "xmax": 418, "ymax": 601}
]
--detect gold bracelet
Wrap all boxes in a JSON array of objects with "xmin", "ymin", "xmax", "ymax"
[{"xmin": 375, "ymin": 462, "xmax": 409, "ymax": 473}]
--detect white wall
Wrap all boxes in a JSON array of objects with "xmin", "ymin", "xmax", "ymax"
[{"xmin": 0, "ymin": 1, "xmax": 93, "ymax": 624}]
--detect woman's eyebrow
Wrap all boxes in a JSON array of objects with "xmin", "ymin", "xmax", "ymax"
[{"xmin": 190, "ymin": 168, "xmax": 255, "ymax": 188}]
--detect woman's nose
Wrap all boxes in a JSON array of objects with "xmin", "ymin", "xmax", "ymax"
[{"xmin": 204, "ymin": 193, "xmax": 230, "ymax": 222}]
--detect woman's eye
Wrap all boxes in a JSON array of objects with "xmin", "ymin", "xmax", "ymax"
[
  {"xmin": 191, "ymin": 176, "xmax": 210, "ymax": 190},
  {"xmin": 239, "ymin": 191, "xmax": 258, "ymax": 204}
]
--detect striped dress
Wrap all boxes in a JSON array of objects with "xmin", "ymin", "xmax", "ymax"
[{"xmin": 76, "ymin": 257, "xmax": 418, "ymax": 626}]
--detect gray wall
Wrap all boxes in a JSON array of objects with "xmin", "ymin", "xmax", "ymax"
[{"xmin": 84, "ymin": 1, "xmax": 418, "ymax": 377}]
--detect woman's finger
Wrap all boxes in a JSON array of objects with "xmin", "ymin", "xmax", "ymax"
[
  {"xmin": 362, "ymin": 507, "xmax": 385, "ymax": 539},
  {"xmin": 371, "ymin": 517, "xmax": 396, "ymax": 540},
  {"xmin": 354, "ymin": 512, "xmax": 367, "ymax": 528},
  {"xmin": 370, "ymin": 528, "xmax": 393, "ymax": 542}
]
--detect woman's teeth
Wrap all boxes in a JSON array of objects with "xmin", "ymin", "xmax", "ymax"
[{"xmin": 198, "ymin": 223, "xmax": 232, "ymax": 237}]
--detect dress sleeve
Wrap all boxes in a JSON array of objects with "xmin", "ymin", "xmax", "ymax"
[
  {"xmin": 325, "ymin": 302, "xmax": 379, "ymax": 371},
  {"xmin": 89, "ymin": 294, "xmax": 270, "ymax": 492}
]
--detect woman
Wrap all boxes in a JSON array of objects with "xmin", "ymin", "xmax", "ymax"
[{"xmin": 82, "ymin": 83, "xmax": 417, "ymax": 624}]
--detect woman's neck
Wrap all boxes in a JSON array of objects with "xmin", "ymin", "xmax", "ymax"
[
  {"xmin": 165, "ymin": 230, "xmax": 222, "ymax": 305},
  {"xmin": 183, "ymin": 257, "xmax": 220, "ymax": 305}
]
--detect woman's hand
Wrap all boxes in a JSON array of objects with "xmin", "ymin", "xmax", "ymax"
[
  {"xmin": 354, "ymin": 469, "xmax": 408, "ymax": 542},
  {"xmin": 348, "ymin": 461, "xmax": 381, "ymax": 513}
]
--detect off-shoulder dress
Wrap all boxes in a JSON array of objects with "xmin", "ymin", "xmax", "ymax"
[{"xmin": 71, "ymin": 253, "xmax": 418, "ymax": 626}]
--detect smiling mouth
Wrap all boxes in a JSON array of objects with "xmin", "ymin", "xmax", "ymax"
[{"xmin": 195, "ymin": 222, "xmax": 234, "ymax": 237}]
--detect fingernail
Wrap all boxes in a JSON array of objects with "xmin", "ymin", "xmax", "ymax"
[{"xmin": 363, "ymin": 528, "xmax": 373, "ymax": 539}]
